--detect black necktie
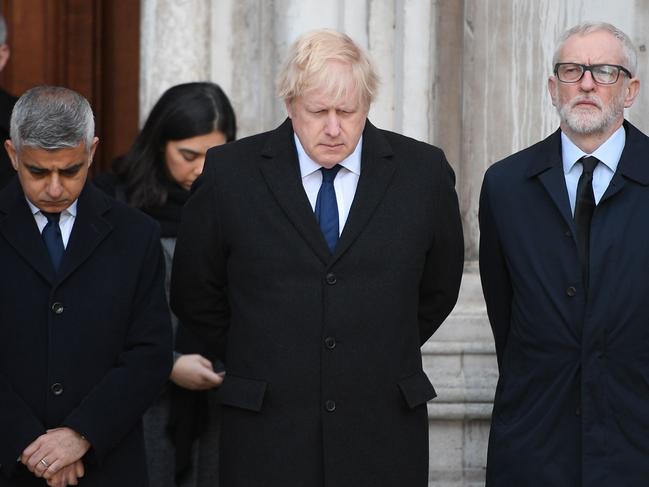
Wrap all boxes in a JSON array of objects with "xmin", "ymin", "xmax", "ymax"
[
  {"xmin": 42, "ymin": 212, "xmax": 64, "ymax": 271},
  {"xmin": 574, "ymin": 156, "xmax": 598, "ymax": 289},
  {"xmin": 314, "ymin": 165, "xmax": 342, "ymax": 253}
]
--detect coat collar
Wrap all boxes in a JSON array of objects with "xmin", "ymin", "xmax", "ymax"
[
  {"xmin": 0, "ymin": 179, "xmax": 113, "ymax": 285},
  {"xmin": 524, "ymin": 121, "xmax": 649, "ymax": 225},
  {"xmin": 525, "ymin": 120, "xmax": 649, "ymax": 185},
  {"xmin": 258, "ymin": 118, "xmax": 396, "ymax": 265},
  {"xmin": 611, "ymin": 120, "xmax": 649, "ymax": 184}
]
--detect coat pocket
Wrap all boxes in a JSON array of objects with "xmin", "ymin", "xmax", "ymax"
[
  {"xmin": 217, "ymin": 374, "xmax": 268, "ymax": 412},
  {"xmin": 397, "ymin": 369, "xmax": 437, "ymax": 409}
]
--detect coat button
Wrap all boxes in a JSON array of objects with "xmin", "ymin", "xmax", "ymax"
[
  {"xmin": 325, "ymin": 400, "xmax": 336, "ymax": 412},
  {"xmin": 566, "ymin": 286, "xmax": 577, "ymax": 297},
  {"xmin": 575, "ymin": 406, "xmax": 581, "ymax": 416},
  {"xmin": 324, "ymin": 336, "xmax": 336, "ymax": 349},
  {"xmin": 51, "ymin": 302, "xmax": 64, "ymax": 315},
  {"xmin": 565, "ymin": 229, "xmax": 572, "ymax": 237},
  {"xmin": 325, "ymin": 273, "xmax": 337, "ymax": 285},
  {"xmin": 51, "ymin": 383, "xmax": 64, "ymax": 396}
]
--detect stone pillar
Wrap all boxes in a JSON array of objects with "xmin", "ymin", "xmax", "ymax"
[{"xmin": 139, "ymin": 0, "xmax": 211, "ymax": 125}]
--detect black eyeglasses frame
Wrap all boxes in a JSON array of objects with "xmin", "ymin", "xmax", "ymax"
[{"xmin": 553, "ymin": 62, "xmax": 632, "ymax": 85}]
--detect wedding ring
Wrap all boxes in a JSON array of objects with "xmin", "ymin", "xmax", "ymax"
[{"xmin": 40, "ymin": 458, "xmax": 49, "ymax": 467}]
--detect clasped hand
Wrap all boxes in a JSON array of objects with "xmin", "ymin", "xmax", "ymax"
[{"xmin": 21, "ymin": 427, "xmax": 90, "ymax": 487}]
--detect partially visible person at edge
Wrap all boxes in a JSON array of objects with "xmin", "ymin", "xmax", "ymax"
[
  {"xmin": 93, "ymin": 81, "xmax": 237, "ymax": 487},
  {"xmin": 171, "ymin": 29, "xmax": 463, "ymax": 487},
  {"xmin": 0, "ymin": 85, "xmax": 172, "ymax": 487},
  {"xmin": 480, "ymin": 22, "xmax": 649, "ymax": 486},
  {"xmin": 0, "ymin": 14, "xmax": 19, "ymax": 189}
]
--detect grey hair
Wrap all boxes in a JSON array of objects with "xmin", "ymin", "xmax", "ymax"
[
  {"xmin": 10, "ymin": 85, "xmax": 95, "ymax": 153},
  {"xmin": 553, "ymin": 22, "xmax": 638, "ymax": 76},
  {"xmin": 0, "ymin": 14, "xmax": 7, "ymax": 44}
]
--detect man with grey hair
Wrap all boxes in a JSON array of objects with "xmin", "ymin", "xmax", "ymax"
[
  {"xmin": 171, "ymin": 29, "xmax": 463, "ymax": 486},
  {"xmin": 0, "ymin": 85, "xmax": 172, "ymax": 486},
  {"xmin": 0, "ymin": 13, "xmax": 18, "ymax": 190},
  {"xmin": 480, "ymin": 22, "xmax": 647, "ymax": 485}
]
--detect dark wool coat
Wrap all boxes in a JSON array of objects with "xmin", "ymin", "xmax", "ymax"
[
  {"xmin": 0, "ymin": 180, "xmax": 172, "ymax": 486},
  {"xmin": 171, "ymin": 119, "xmax": 464, "ymax": 487},
  {"xmin": 480, "ymin": 121, "xmax": 649, "ymax": 486}
]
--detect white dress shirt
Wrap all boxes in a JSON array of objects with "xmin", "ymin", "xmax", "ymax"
[
  {"xmin": 27, "ymin": 198, "xmax": 78, "ymax": 248},
  {"xmin": 562, "ymin": 125, "xmax": 625, "ymax": 214},
  {"xmin": 295, "ymin": 134, "xmax": 362, "ymax": 235}
]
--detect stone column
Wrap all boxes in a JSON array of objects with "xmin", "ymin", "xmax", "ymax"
[{"xmin": 139, "ymin": 0, "xmax": 211, "ymax": 125}]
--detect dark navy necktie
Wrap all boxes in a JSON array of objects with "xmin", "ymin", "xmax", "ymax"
[
  {"xmin": 314, "ymin": 165, "xmax": 342, "ymax": 253},
  {"xmin": 574, "ymin": 156, "xmax": 598, "ymax": 289},
  {"xmin": 41, "ymin": 212, "xmax": 64, "ymax": 271}
]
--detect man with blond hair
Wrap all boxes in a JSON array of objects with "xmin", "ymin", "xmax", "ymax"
[
  {"xmin": 480, "ymin": 22, "xmax": 648, "ymax": 485},
  {"xmin": 171, "ymin": 29, "xmax": 463, "ymax": 486}
]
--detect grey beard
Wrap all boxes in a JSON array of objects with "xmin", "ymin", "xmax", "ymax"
[{"xmin": 558, "ymin": 95, "xmax": 625, "ymax": 135}]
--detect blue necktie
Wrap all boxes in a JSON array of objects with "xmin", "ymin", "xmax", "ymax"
[
  {"xmin": 315, "ymin": 165, "xmax": 342, "ymax": 253},
  {"xmin": 42, "ymin": 212, "xmax": 64, "ymax": 271}
]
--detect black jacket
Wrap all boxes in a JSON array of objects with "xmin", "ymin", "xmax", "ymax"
[
  {"xmin": 480, "ymin": 121, "xmax": 649, "ymax": 486},
  {"xmin": 171, "ymin": 119, "xmax": 464, "ymax": 487},
  {"xmin": 0, "ymin": 180, "xmax": 172, "ymax": 486}
]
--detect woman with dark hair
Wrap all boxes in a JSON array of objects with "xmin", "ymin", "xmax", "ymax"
[{"xmin": 94, "ymin": 81, "xmax": 236, "ymax": 487}]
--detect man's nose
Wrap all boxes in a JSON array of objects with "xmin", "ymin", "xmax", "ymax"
[
  {"xmin": 46, "ymin": 173, "xmax": 63, "ymax": 198},
  {"xmin": 324, "ymin": 111, "xmax": 341, "ymax": 137},
  {"xmin": 579, "ymin": 70, "xmax": 596, "ymax": 91}
]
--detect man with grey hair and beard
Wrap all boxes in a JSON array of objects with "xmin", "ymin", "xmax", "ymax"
[
  {"xmin": 480, "ymin": 22, "xmax": 648, "ymax": 486},
  {"xmin": 0, "ymin": 86, "xmax": 171, "ymax": 486}
]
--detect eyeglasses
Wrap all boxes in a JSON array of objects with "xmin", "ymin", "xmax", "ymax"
[{"xmin": 554, "ymin": 63, "xmax": 632, "ymax": 85}]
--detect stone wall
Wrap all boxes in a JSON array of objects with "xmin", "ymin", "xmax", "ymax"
[{"xmin": 140, "ymin": 1, "xmax": 649, "ymax": 484}]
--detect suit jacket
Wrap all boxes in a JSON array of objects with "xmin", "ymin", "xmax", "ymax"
[
  {"xmin": 0, "ymin": 180, "xmax": 172, "ymax": 486},
  {"xmin": 170, "ymin": 118, "xmax": 464, "ymax": 487},
  {"xmin": 480, "ymin": 121, "xmax": 649, "ymax": 486}
]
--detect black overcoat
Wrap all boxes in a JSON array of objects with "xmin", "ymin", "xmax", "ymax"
[
  {"xmin": 480, "ymin": 121, "xmax": 649, "ymax": 486},
  {"xmin": 171, "ymin": 119, "xmax": 464, "ymax": 486},
  {"xmin": 0, "ymin": 180, "xmax": 172, "ymax": 486}
]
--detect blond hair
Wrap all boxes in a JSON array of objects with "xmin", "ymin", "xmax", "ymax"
[{"xmin": 276, "ymin": 29, "xmax": 379, "ymax": 108}]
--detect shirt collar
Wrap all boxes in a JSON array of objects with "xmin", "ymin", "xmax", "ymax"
[
  {"xmin": 562, "ymin": 125, "xmax": 625, "ymax": 174},
  {"xmin": 27, "ymin": 198, "xmax": 78, "ymax": 218},
  {"xmin": 294, "ymin": 133, "xmax": 363, "ymax": 178}
]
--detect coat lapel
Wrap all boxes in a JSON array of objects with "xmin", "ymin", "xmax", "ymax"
[
  {"xmin": 332, "ymin": 121, "xmax": 395, "ymax": 263},
  {"xmin": 525, "ymin": 130, "xmax": 575, "ymax": 231},
  {"xmin": 55, "ymin": 182, "xmax": 112, "ymax": 285},
  {"xmin": 259, "ymin": 119, "xmax": 331, "ymax": 264},
  {"xmin": 600, "ymin": 121, "xmax": 649, "ymax": 203},
  {"xmin": 258, "ymin": 119, "xmax": 397, "ymax": 265},
  {"xmin": 0, "ymin": 178, "xmax": 55, "ymax": 282}
]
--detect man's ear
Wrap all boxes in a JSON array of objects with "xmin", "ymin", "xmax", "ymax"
[
  {"xmin": 547, "ymin": 75, "xmax": 559, "ymax": 108},
  {"xmin": 624, "ymin": 78, "xmax": 640, "ymax": 108},
  {"xmin": 285, "ymin": 99, "xmax": 294, "ymax": 119},
  {"xmin": 5, "ymin": 139, "xmax": 18, "ymax": 170},
  {"xmin": 0, "ymin": 44, "xmax": 11, "ymax": 72},
  {"xmin": 88, "ymin": 137, "xmax": 99, "ymax": 166}
]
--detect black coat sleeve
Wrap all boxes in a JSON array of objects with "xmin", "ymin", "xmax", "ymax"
[
  {"xmin": 478, "ymin": 171, "xmax": 513, "ymax": 369},
  {"xmin": 417, "ymin": 151, "xmax": 464, "ymax": 344},
  {"xmin": 62, "ymin": 222, "xmax": 173, "ymax": 462},
  {"xmin": 170, "ymin": 158, "xmax": 230, "ymax": 363}
]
